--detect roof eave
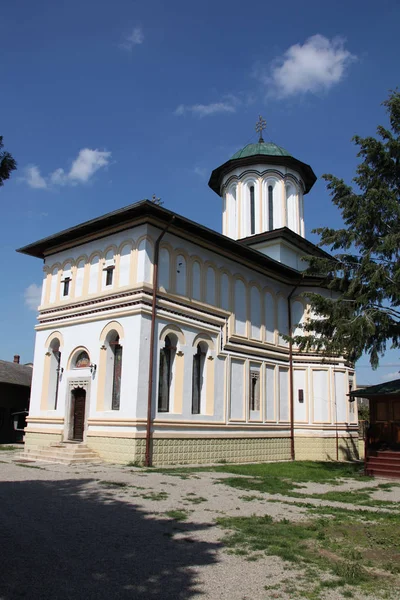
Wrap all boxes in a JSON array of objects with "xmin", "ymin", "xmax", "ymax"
[{"xmin": 208, "ymin": 155, "xmax": 317, "ymax": 196}]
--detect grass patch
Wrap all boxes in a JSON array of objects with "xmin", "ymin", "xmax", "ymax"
[
  {"xmin": 307, "ymin": 487, "xmax": 399, "ymax": 509},
  {"xmin": 15, "ymin": 463, "xmax": 43, "ymax": 469},
  {"xmin": 150, "ymin": 461, "xmax": 368, "ymax": 496},
  {"xmin": 141, "ymin": 491, "xmax": 169, "ymax": 501},
  {"xmin": 239, "ymin": 494, "xmax": 264, "ymax": 502},
  {"xmin": 99, "ymin": 481, "xmax": 128, "ymax": 488},
  {"xmin": 184, "ymin": 495, "xmax": 207, "ymax": 504},
  {"xmin": 126, "ymin": 460, "xmax": 144, "ymax": 468},
  {"xmin": 165, "ymin": 509, "xmax": 189, "ymax": 522},
  {"xmin": 0, "ymin": 445, "xmax": 19, "ymax": 452},
  {"xmin": 218, "ymin": 509, "xmax": 400, "ymax": 597}
]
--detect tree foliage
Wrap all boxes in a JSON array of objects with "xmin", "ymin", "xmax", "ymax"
[
  {"xmin": 0, "ymin": 136, "xmax": 17, "ymax": 186},
  {"xmin": 294, "ymin": 90, "xmax": 400, "ymax": 368}
]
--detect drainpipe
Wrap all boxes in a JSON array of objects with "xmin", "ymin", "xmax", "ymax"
[
  {"xmin": 288, "ymin": 277, "xmax": 303, "ymax": 461},
  {"xmin": 145, "ymin": 216, "xmax": 175, "ymax": 467}
]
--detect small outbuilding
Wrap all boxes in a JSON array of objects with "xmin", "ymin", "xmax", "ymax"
[
  {"xmin": 350, "ymin": 379, "xmax": 400, "ymax": 478},
  {"xmin": 0, "ymin": 356, "xmax": 32, "ymax": 443}
]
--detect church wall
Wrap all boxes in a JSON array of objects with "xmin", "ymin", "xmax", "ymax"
[{"xmin": 25, "ymin": 220, "xmax": 358, "ymax": 465}]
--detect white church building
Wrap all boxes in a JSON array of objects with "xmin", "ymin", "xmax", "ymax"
[{"xmin": 18, "ymin": 127, "xmax": 359, "ymax": 465}]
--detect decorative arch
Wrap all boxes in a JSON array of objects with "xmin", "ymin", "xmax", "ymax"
[
  {"xmin": 189, "ymin": 256, "xmax": 203, "ymax": 301},
  {"xmin": 136, "ymin": 236, "xmax": 154, "ymax": 284},
  {"xmin": 277, "ymin": 293, "xmax": 289, "ymax": 346},
  {"xmin": 100, "ymin": 320, "xmax": 125, "ymax": 343},
  {"xmin": 219, "ymin": 268, "xmax": 232, "ymax": 311},
  {"xmin": 74, "ymin": 255, "xmax": 87, "ymax": 298},
  {"xmin": 174, "ymin": 248, "xmax": 189, "ymax": 296},
  {"xmin": 233, "ymin": 276, "xmax": 248, "ymax": 337},
  {"xmin": 67, "ymin": 346, "xmax": 91, "ymax": 370},
  {"xmin": 45, "ymin": 330, "xmax": 64, "ymax": 350},
  {"xmin": 249, "ymin": 283, "xmax": 262, "ymax": 340},
  {"xmin": 159, "ymin": 324, "xmax": 185, "ymax": 346},
  {"xmin": 263, "ymin": 287, "xmax": 276, "ymax": 344},
  {"xmin": 118, "ymin": 241, "xmax": 134, "ymax": 288},
  {"xmin": 204, "ymin": 262, "xmax": 218, "ymax": 306},
  {"xmin": 159, "ymin": 244, "xmax": 171, "ymax": 292},
  {"xmin": 192, "ymin": 332, "xmax": 215, "ymax": 351},
  {"xmin": 88, "ymin": 252, "xmax": 102, "ymax": 294},
  {"xmin": 291, "ymin": 297, "xmax": 306, "ymax": 339}
]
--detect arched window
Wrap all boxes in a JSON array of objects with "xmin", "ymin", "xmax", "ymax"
[
  {"xmin": 104, "ymin": 331, "xmax": 123, "ymax": 410},
  {"xmin": 268, "ymin": 185, "xmax": 274, "ymax": 230},
  {"xmin": 48, "ymin": 338, "xmax": 61, "ymax": 409},
  {"xmin": 111, "ymin": 336, "xmax": 123, "ymax": 410},
  {"xmin": 158, "ymin": 335, "xmax": 175, "ymax": 412},
  {"xmin": 192, "ymin": 343, "xmax": 207, "ymax": 414},
  {"xmin": 61, "ymin": 263, "xmax": 72, "ymax": 297},
  {"xmin": 74, "ymin": 351, "xmax": 90, "ymax": 368},
  {"xmin": 250, "ymin": 185, "xmax": 255, "ymax": 235}
]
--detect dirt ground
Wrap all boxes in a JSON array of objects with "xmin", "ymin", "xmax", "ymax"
[{"xmin": 0, "ymin": 450, "xmax": 399, "ymax": 600}]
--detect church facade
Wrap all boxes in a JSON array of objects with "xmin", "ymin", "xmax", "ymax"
[{"xmin": 19, "ymin": 133, "xmax": 359, "ymax": 465}]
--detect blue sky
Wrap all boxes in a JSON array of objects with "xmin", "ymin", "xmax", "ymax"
[{"xmin": 1, "ymin": 0, "xmax": 399, "ymax": 383}]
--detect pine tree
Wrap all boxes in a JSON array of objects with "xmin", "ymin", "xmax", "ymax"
[
  {"xmin": 0, "ymin": 136, "xmax": 17, "ymax": 186},
  {"xmin": 294, "ymin": 90, "xmax": 400, "ymax": 368}
]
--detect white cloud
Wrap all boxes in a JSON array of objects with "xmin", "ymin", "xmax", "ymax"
[
  {"xmin": 24, "ymin": 148, "xmax": 111, "ymax": 189},
  {"xmin": 380, "ymin": 370, "xmax": 400, "ymax": 381},
  {"xmin": 24, "ymin": 166, "xmax": 47, "ymax": 189},
  {"xmin": 24, "ymin": 283, "xmax": 41, "ymax": 311},
  {"xmin": 259, "ymin": 35, "xmax": 356, "ymax": 98},
  {"xmin": 120, "ymin": 27, "xmax": 144, "ymax": 51},
  {"xmin": 175, "ymin": 100, "xmax": 237, "ymax": 118}
]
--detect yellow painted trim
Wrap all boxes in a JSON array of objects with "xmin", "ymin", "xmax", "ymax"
[
  {"xmin": 26, "ymin": 417, "xmax": 64, "ymax": 424},
  {"xmin": 205, "ymin": 356, "xmax": 215, "ymax": 416},
  {"xmin": 96, "ymin": 346, "xmax": 107, "ymax": 411}
]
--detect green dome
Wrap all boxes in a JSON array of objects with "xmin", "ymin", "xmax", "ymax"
[{"xmin": 231, "ymin": 142, "xmax": 291, "ymax": 160}]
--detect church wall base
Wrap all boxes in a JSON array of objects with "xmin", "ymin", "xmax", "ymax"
[
  {"xmin": 85, "ymin": 436, "xmax": 292, "ymax": 465},
  {"xmin": 24, "ymin": 431, "xmax": 361, "ymax": 465},
  {"xmin": 295, "ymin": 435, "xmax": 360, "ymax": 461},
  {"xmin": 24, "ymin": 431, "xmax": 63, "ymax": 450}
]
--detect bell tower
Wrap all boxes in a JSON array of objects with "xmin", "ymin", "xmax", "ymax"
[{"xmin": 208, "ymin": 117, "xmax": 316, "ymax": 242}]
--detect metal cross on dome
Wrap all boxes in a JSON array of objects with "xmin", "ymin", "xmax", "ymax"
[{"xmin": 255, "ymin": 115, "xmax": 266, "ymax": 142}]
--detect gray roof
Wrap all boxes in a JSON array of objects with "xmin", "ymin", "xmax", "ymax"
[
  {"xmin": 349, "ymin": 379, "xmax": 400, "ymax": 399},
  {"xmin": 0, "ymin": 361, "xmax": 33, "ymax": 387}
]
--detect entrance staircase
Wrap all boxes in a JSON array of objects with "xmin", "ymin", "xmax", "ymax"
[
  {"xmin": 18, "ymin": 442, "xmax": 101, "ymax": 465},
  {"xmin": 365, "ymin": 450, "xmax": 400, "ymax": 479}
]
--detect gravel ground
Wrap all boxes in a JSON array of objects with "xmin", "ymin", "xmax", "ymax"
[{"xmin": 0, "ymin": 450, "xmax": 399, "ymax": 600}]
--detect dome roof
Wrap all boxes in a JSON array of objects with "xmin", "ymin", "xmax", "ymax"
[{"xmin": 230, "ymin": 141, "xmax": 291, "ymax": 160}]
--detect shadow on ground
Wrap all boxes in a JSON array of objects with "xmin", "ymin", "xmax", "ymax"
[{"xmin": 0, "ymin": 478, "xmax": 219, "ymax": 599}]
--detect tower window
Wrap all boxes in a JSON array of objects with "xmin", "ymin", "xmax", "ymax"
[
  {"xmin": 268, "ymin": 185, "xmax": 274, "ymax": 230},
  {"xmin": 105, "ymin": 266, "xmax": 114, "ymax": 287},
  {"xmin": 250, "ymin": 185, "xmax": 255, "ymax": 235},
  {"xmin": 62, "ymin": 277, "xmax": 71, "ymax": 297}
]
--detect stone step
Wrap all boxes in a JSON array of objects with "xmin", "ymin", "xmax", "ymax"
[{"xmin": 19, "ymin": 443, "xmax": 101, "ymax": 465}]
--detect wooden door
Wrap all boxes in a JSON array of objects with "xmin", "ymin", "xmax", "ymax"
[{"xmin": 73, "ymin": 392, "xmax": 86, "ymax": 441}]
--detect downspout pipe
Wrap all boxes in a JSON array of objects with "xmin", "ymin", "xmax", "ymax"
[
  {"xmin": 145, "ymin": 216, "xmax": 175, "ymax": 467},
  {"xmin": 288, "ymin": 276, "xmax": 303, "ymax": 461}
]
